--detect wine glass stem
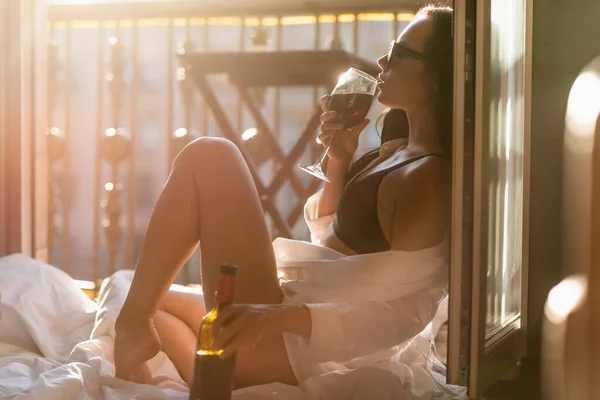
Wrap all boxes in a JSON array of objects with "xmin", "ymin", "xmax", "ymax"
[{"xmin": 316, "ymin": 146, "xmax": 331, "ymax": 167}]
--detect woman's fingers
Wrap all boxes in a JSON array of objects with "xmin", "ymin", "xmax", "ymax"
[
  {"xmin": 211, "ymin": 312, "xmax": 247, "ymax": 351},
  {"xmin": 320, "ymin": 94, "xmax": 331, "ymax": 112},
  {"xmin": 320, "ymin": 110, "xmax": 338, "ymax": 123},
  {"xmin": 317, "ymin": 131, "xmax": 334, "ymax": 146},
  {"xmin": 350, "ymin": 118, "xmax": 370, "ymax": 138},
  {"xmin": 318, "ymin": 137, "xmax": 331, "ymax": 148},
  {"xmin": 219, "ymin": 328, "xmax": 258, "ymax": 359},
  {"xmin": 321, "ymin": 121, "xmax": 345, "ymax": 131},
  {"xmin": 210, "ymin": 307, "xmax": 238, "ymax": 337}
]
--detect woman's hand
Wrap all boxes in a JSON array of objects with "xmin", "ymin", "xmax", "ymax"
[
  {"xmin": 210, "ymin": 304, "xmax": 287, "ymax": 359},
  {"xmin": 114, "ymin": 314, "xmax": 161, "ymax": 384},
  {"xmin": 318, "ymin": 94, "xmax": 370, "ymax": 165}
]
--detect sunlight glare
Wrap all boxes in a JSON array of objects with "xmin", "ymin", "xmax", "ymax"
[
  {"xmin": 242, "ymin": 128, "xmax": 258, "ymax": 141},
  {"xmin": 545, "ymin": 275, "xmax": 587, "ymax": 325},
  {"xmin": 566, "ymin": 71, "xmax": 600, "ymax": 140}
]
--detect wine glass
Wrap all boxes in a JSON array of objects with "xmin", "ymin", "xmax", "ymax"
[{"xmin": 298, "ymin": 67, "xmax": 379, "ymax": 182}]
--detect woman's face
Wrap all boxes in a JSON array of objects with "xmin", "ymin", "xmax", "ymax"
[{"xmin": 377, "ymin": 16, "xmax": 436, "ymax": 111}]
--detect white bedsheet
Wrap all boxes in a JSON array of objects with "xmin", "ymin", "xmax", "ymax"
[{"xmin": 0, "ymin": 254, "xmax": 466, "ymax": 399}]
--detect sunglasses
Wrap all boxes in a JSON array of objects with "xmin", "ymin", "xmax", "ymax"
[{"xmin": 385, "ymin": 41, "xmax": 430, "ymax": 69}]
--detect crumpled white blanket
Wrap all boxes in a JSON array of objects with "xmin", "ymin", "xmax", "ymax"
[{"xmin": 0, "ymin": 253, "xmax": 466, "ymax": 400}]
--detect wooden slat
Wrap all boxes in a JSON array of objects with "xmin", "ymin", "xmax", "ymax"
[
  {"xmin": 127, "ymin": 20, "xmax": 139, "ymax": 270},
  {"xmin": 49, "ymin": 0, "xmax": 418, "ymax": 22},
  {"xmin": 182, "ymin": 18, "xmax": 192, "ymax": 285},
  {"xmin": 235, "ymin": 85, "xmax": 305, "ymax": 197},
  {"xmin": 182, "ymin": 49, "xmax": 374, "ymax": 230},
  {"xmin": 267, "ymin": 108, "xmax": 323, "ymax": 198},
  {"xmin": 47, "ymin": 23, "xmax": 57, "ymax": 262},
  {"xmin": 92, "ymin": 23, "xmax": 105, "ymax": 282},
  {"xmin": 166, "ymin": 20, "xmax": 174, "ymax": 168},
  {"xmin": 237, "ymin": 18, "xmax": 246, "ymax": 133},
  {"xmin": 353, "ymin": 13, "xmax": 359, "ymax": 54},
  {"xmin": 62, "ymin": 23, "xmax": 72, "ymax": 273},
  {"xmin": 201, "ymin": 21, "xmax": 210, "ymax": 136},
  {"xmin": 182, "ymin": 50, "xmax": 379, "ymax": 87},
  {"xmin": 191, "ymin": 73, "xmax": 293, "ymax": 238},
  {"xmin": 106, "ymin": 23, "xmax": 124, "ymax": 276}
]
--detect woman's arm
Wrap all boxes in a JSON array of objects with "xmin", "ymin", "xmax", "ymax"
[
  {"xmin": 301, "ymin": 288, "xmax": 446, "ymax": 362},
  {"xmin": 315, "ymin": 94, "xmax": 370, "ymax": 217},
  {"xmin": 316, "ymin": 159, "xmax": 351, "ymax": 217},
  {"xmin": 209, "ymin": 303, "xmax": 312, "ymax": 358},
  {"xmin": 209, "ymin": 285, "xmax": 446, "ymax": 362}
]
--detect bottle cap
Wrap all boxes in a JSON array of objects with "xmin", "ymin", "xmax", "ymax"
[{"xmin": 220, "ymin": 264, "xmax": 238, "ymax": 275}]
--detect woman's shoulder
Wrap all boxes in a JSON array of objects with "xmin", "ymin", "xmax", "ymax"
[
  {"xmin": 381, "ymin": 154, "xmax": 449, "ymax": 197},
  {"xmin": 378, "ymin": 154, "xmax": 451, "ymax": 250}
]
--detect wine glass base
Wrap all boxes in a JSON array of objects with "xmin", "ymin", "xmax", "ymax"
[{"xmin": 297, "ymin": 164, "xmax": 331, "ymax": 183}]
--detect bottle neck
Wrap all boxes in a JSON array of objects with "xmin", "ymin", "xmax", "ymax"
[{"xmin": 215, "ymin": 273, "xmax": 235, "ymax": 306}]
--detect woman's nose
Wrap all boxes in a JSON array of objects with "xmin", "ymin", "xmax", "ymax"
[{"xmin": 377, "ymin": 55, "xmax": 387, "ymax": 71}]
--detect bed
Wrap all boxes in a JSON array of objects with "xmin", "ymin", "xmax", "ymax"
[{"xmin": 0, "ymin": 253, "xmax": 465, "ymax": 399}]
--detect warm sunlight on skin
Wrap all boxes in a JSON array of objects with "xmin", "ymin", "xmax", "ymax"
[{"xmin": 169, "ymin": 283, "xmax": 203, "ymax": 294}]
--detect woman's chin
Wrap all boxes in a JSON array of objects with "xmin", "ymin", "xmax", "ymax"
[
  {"xmin": 376, "ymin": 90, "xmax": 403, "ymax": 109},
  {"xmin": 376, "ymin": 90, "xmax": 389, "ymax": 106}
]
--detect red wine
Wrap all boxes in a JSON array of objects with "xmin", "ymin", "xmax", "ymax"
[
  {"xmin": 189, "ymin": 264, "xmax": 238, "ymax": 400},
  {"xmin": 328, "ymin": 93, "xmax": 374, "ymax": 129}
]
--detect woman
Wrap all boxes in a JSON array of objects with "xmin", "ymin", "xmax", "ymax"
[{"xmin": 114, "ymin": 3, "xmax": 453, "ymax": 389}]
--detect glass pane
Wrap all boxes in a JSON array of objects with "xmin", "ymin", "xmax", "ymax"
[{"xmin": 485, "ymin": 0, "xmax": 526, "ymax": 338}]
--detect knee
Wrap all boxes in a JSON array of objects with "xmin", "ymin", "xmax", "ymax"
[{"xmin": 174, "ymin": 137, "xmax": 241, "ymax": 167}]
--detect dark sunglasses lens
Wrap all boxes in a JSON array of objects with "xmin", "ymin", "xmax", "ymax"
[
  {"xmin": 387, "ymin": 43, "xmax": 404, "ymax": 68},
  {"xmin": 390, "ymin": 44, "xmax": 427, "ymax": 65},
  {"xmin": 386, "ymin": 44, "xmax": 394, "ymax": 68}
]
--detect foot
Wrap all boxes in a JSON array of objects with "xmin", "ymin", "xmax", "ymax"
[{"xmin": 114, "ymin": 315, "xmax": 161, "ymax": 384}]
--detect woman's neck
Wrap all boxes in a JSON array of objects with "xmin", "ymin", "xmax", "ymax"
[{"xmin": 405, "ymin": 105, "xmax": 444, "ymax": 155}]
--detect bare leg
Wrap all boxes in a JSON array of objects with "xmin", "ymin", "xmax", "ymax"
[
  {"xmin": 159, "ymin": 286, "xmax": 206, "ymax": 335},
  {"xmin": 157, "ymin": 288, "xmax": 297, "ymax": 388},
  {"xmin": 156, "ymin": 288, "xmax": 205, "ymax": 385},
  {"xmin": 179, "ymin": 138, "xmax": 282, "ymax": 311},
  {"xmin": 127, "ymin": 137, "xmax": 295, "ymax": 386},
  {"xmin": 154, "ymin": 309, "xmax": 196, "ymax": 386}
]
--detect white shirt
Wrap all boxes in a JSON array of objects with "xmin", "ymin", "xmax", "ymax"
[{"xmin": 273, "ymin": 188, "xmax": 449, "ymax": 382}]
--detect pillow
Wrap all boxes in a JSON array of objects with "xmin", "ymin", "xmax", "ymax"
[
  {"xmin": 0, "ymin": 295, "xmax": 40, "ymax": 353},
  {"xmin": 0, "ymin": 254, "xmax": 97, "ymax": 361}
]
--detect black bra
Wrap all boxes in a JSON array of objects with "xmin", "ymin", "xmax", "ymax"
[{"xmin": 333, "ymin": 154, "xmax": 445, "ymax": 254}]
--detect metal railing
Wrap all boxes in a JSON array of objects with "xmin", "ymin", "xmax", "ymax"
[{"xmin": 45, "ymin": 0, "xmax": 417, "ymax": 285}]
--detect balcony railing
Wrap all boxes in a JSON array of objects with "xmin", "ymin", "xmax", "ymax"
[{"xmin": 45, "ymin": 0, "xmax": 417, "ymax": 286}]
